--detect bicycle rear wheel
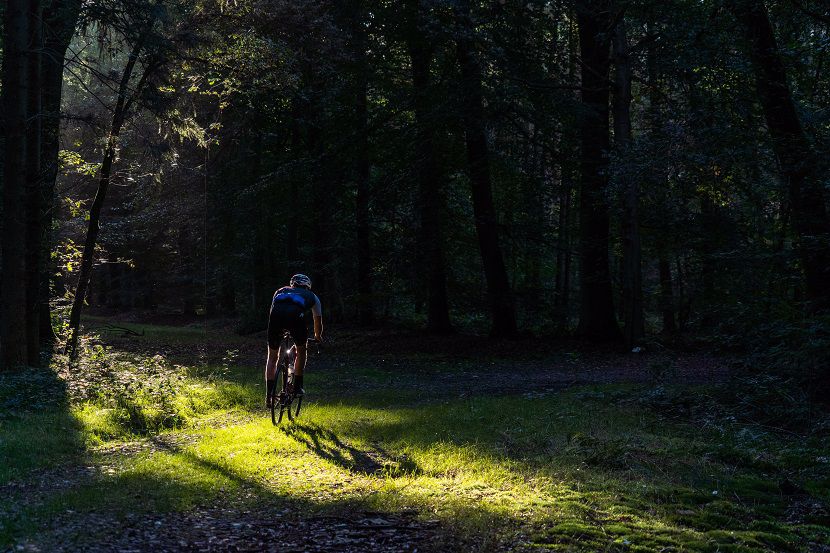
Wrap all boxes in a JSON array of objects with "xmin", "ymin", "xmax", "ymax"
[
  {"xmin": 285, "ymin": 396, "xmax": 294, "ymax": 421},
  {"xmin": 278, "ymin": 360, "xmax": 290, "ymax": 424},
  {"xmin": 271, "ymin": 365, "xmax": 285, "ymax": 426},
  {"xmin": 273, "ymin": 333, "xmax": 297, "ymax": 425}
]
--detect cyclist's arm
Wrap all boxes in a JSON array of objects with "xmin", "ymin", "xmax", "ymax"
[
  {"xmin": 313, "ymin": 315, "xmax": 323, "ymax": 341},
  {"xmin": 312, "ymin": 294, "xmax": 323, "ymax": 340}
]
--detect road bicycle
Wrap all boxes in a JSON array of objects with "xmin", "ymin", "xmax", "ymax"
[{"xmin": 271, "ymin": 334, "xmax": 321, "ymax": 425}]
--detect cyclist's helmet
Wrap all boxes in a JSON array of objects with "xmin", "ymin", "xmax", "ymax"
[{"xmin": 290, "ymin": 273, "xmax": 312, "ymax": 289}]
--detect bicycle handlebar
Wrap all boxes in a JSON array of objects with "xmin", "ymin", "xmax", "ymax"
[{"xmin": 306, "ymin": 337, "xmax": 323, "ymax": 353}]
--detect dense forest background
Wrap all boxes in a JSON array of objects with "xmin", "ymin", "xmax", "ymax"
[{"xmin": 1, "ymin": 0, "xmax": 829, "ymax": 388}]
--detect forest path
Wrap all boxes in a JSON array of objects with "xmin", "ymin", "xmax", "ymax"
[{"xmin": 2, "ymin": 321, "xmax": 826, "ymax": 552}]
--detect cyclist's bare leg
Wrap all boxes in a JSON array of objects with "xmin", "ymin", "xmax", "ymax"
[
  {"xmin": 265, "ymin": 346, "xmax": 280, "ymax": 380},
  {"xmin": 291, "ymin": 343, "xmax": 307, "ymax": 393},
  {"xmin": 294, "ymin": 344, "xmax": 307, "ymax": 375},
  {"xmin": 265, "ymin": 346, "xmax": 280, "ymax": 405}
]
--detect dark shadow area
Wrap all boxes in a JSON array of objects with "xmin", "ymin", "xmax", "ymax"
[
  {"xmin": 0, "ymin": 349, "xmax": 86, "ymax": 546},
  {"xmin": 281, "ymin": 421, "xmax": 422, "ymax": 477},
  {"xmin": 17, "ymin": 432, "xmax": 448, "ymax": 552}
]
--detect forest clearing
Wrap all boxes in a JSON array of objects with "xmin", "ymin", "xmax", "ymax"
[
  {"xmin": 1, "ymin": 318, "xmax": 828, "ymax": 551},
  {"xmin": 2, "ymin": 0, "xmax": 830, "ymax": 550}
]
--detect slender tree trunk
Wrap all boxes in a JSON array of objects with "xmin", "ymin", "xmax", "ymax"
[
  {"xmin": 675, "ymin": 255, "xmax": 688, "ymax": 330},
  {"xmin": 698, "ymin": 193, "xmax": 719, "ymax": 324},
  {"xmin": 38, "ymin": 0, "xmax": 81, "ymax": 344},
  {"xmin": 731, "ymin": 0, "xmax": 830, "ymax": 310},
  {"xmin": 575, "ymin": 0, "xmax": 621, "ymax": 341},
  {"xmin": 352, "ymin": 1, "xmax": 374, "ymax": 325},
  {"xmin": 455, "ymin": 0, "xmax": 517, "ymax": 337},
  {"xmin": 311, "ymin": 170, "xmax": 332, "ymax": 316},
  {"xmin": 220, "ymin": 277, "xmax": 235, "ymax": 313},
  {"xmin": 658, "ymin": 247, "xmax": 676, "ymax": 334},
  {"xmin": 612, "ymin": 18, "xmax": 644, "ymax": 348},
  {"xmin": 407, "ymin": 0, "xmax": 452, "ymax": 334},
  {"xmin": 553, "ymin": 19, "xmax": 578, "ymax": 330},
  {"xmin": 66, "ymin": 35, "xmax": 148, "ymax": 359},
  {"xmin": 523, "ymin": 130, "xmax": 545, "ymax": 312},
  {"xmin": 24, "ymin": 0, "xmax": 44, "ymax": 364},
  {"xmin": 286, "ymin": 118, "xmax": 301, "ymax": 267},
  {"xmin": 1, "ymin": 0, "xmax": 31, "ymax": 369},
  {"xmin": 287, "ymin": 179, "xmax": 300, "ymax": 266},
  {"xmin": 522, "ymin": 126, "xmax": 544, "ymax": 313},
  {"xmin": 554, "ymin": 172, "xmax": 572, "ymax": 328},
  {"xmin": 306, "ymin": 106, "xmax": 334, "ymax": 316}
]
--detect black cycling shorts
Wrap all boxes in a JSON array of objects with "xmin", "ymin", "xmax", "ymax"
[{"xmin": 267, "ymin": 303, "xmax": 308, "ymax": 349}]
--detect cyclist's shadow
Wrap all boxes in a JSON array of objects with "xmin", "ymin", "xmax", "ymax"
[{"xmin": 281, "ymin": 422, "xmax": 421, "ymax": 477}]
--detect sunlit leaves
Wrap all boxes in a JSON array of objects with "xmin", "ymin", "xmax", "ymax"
[{"xmin": 60, "ymin": 150, "xmax": 102, "ymax": 177}]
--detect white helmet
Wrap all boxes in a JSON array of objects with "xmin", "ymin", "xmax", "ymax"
[{"xmin": 290, "ymin": 273, "xmax": 312, "ymax": 289}]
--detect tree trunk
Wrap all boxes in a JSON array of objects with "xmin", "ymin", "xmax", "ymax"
[
  {"xmin": 1, "ymin": 0, "xmax": 31, "ymax": 369},
  {"xmin": 66, "ymin": 35, "xmax": 149, "ymax": 359},
  {"xmin": 658, "ymin": 247, "xmax": 676, "ymax": 334},
  {"xmin": 24, "ymin": 0, "xmax": 44, "ymax": 365},
  {"xmin": 455, "ymin": 0, "xmax": 517, "ymax": 337},
  {"xmin": 522, "ymin": 126, "xmax": 545, "ymax": 315},
  {"xmin": 553, "ymin": 19, "xmax": 579, "ymax": 331},
  {"xmin": 306, "ymin": 107, "xmax": 334, "ymax": 317},
  {"xmin": 554, "ymin": 172, "xmax": 572, "ymax": 329},
  {"xmin": 406, "ymin": 0, "xmax": 453, "ymax": 334},
  {"xmin": 575, "ymin": 0, "xmax": 621, "ymax": 341},
  {"xmin": 612, "ymin": 18, "xmax": 643, "ymax": 348},
  {"xmin": 38, "ymin": 0, "xmax": 81, "ymax": 344},
  {"xmin": 352, "ymin": 1, "xmax": 374, "ymax": 326},
  {"xmin": 731, "ymin": 0, "xmax": 830, "ymax": 310},
  {"xmin": 286, "ymin": 117, "xmax": 301, "ymax": 268}
]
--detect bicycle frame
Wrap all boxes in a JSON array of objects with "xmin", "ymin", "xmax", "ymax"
[{"xmin": 272, "ymin": 333, "xmax": 319, "ymax": 425}]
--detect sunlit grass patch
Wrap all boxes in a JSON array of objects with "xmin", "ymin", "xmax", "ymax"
[
  {"xmin": 2, "ymin": 321, "xmax": 829, "ymax": 551},
  {"xmin": 71, "ymin": 374, "xmax": 255, "ymax": 442}
]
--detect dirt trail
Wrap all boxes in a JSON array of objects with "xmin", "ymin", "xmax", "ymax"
[{"xmin": 22, "ymin": 508, "xmax": 447, "ymax": 553}]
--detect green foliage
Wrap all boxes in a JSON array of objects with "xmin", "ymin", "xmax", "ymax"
[
  {"xmin": 58, "ymin": 150, "xmax": 100, "ymax": 177},
  {"xmin": 62, "ymin": 335, "xmax": 252, "ymax": 439}
]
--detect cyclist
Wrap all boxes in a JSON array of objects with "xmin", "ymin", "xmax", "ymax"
[{"xmin": 265, "ymin": 273, "xmax": 323, "ymax": 408}]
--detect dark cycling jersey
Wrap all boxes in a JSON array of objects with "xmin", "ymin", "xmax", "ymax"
[
  {"xmin": 267, "ymin": 287, "xmax": 322, "ymax": 349},
  {"xmin": 272, "ymin": 286, "xmax": 322, "ymax": 316}
]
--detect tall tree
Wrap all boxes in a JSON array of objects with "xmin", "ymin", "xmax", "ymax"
[
  {"xmin": 612, "ymin": 15, "xmax": 644, "ymax": 347},
  {"xmin": 406, "ymin": 0, "xmax": 453, "ymax": 334},
  {"xmin": 731, "ymin": 0, "xmax": 830, "ymax": 310},
  {"xmin": 658, "ymin": 246, "xmax": 677, "ymax": 333},
  {"xmin": 645, "ymin": 21, "xmax": 676, "ymax": 334},
  {"xmin": 24, "ymin": 0, "xmax": 44, "ymax": 364},
  {"xmin": 575, "ymin": 0, "xmax": 621, "ymax": 341},
  {"xmin": 38, "ymin": 0, "xmax": 83, "ymax": 342},
  {"xmin": 1, "ymin": 0, "xmax": 31, "ymax": 369},
  {"xmin": 346, "ymin": 0, "xmax": 374, "ymax": 325},
  {"xmin": 66, "ymin": 27, "xmax": 156, "ymax": 359},
  {"xmin": 454, "ymin": 0, "xmax": 517, "ymax": 337}
]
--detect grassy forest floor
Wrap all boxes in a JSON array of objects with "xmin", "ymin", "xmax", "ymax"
[{"xmin": 1, "ymin": 317, "xmax": 829, "ymax": 552}]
